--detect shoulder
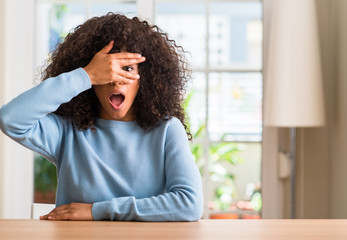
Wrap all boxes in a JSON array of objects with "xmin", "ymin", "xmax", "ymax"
[
  {"xmin": 166, "ymin": 117, "xmax": 183, "ymax": 127},
  {"xmin": 157, "ymin": 117, "xmax": 185, "ymax": 132},
  {"xmin": 161, "ymin": 117, "xmax": 188, "ymax": 141}
]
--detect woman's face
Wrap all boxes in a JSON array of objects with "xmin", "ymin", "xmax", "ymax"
[{"xmin": 93, "ymin": 64, "xmax": 140, "ymax": 121}]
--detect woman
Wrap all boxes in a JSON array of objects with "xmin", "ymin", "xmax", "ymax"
[{"xmin": 0, "ymin": 13, "xmax": 203, "ymax": 221}]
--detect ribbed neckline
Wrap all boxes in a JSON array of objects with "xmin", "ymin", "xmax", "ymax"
[{"xmin": 95, "ymin": 118, "xmax": 138, "ymax": 128}]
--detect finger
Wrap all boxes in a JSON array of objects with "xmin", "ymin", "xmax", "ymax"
[
  {"xmin": 114, "ymin": 75, "xmax": 136, "ymax": 85},
  {"xmin": 47, "ymin": 215, "xmax": 65, "ymax": 220},
  {"xmin": 115, "ymin": 70, "xmax": 140, "ymax": 80},
  {"xmin": 48, "ymin": 205, "xmax": 66, "ymax": 214},
  {"xmin": 46, "ymin": 205, "xmax": 70, "ymax": 218},
  {"xmin": 47, "ymin": 211, "xmax": 71, "ymax": 220},
  {"xmin": 39, "ymin": 205, "xmax": 60, "ymax": 220},
  {"xmin": 99, "ymin": 41, "xmax": 114, "ymax": 54},
  {"xmin": 118, "ymin": 56, "xmax": 146, "ymax": 66},
  {"xmin": 40, "ymin": 214, "xmax": 49, "ymax": 220},
  {"xmin": 47, "ymin": 208, "xmax": 57, "ymax": 215},
  {"xmin": 49, "ymin": 209, "xmax": 69, "ymax": 216},
  {"xmin": 113, "ymin": 52, "xmax": 143, "ymax": 59}
]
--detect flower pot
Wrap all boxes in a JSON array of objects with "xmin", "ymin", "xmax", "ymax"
[{"xmin": 210, "ymin": 213, "xmax": 239, "ymax": 219}]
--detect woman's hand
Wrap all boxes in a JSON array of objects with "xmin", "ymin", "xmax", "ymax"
[
  {"xmin": 40, "ymin": 202, "xmax": 93, "ymax": 221},
  {"xmin": 83, "ymin": 41, "xmax": 146, "ymax": 85}
]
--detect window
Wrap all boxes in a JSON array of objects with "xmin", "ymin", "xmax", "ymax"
[
  {"xmin": 155, "ymin": 0, "xmax": 263, "ymax": 219},
  {"xmin": 34, "ymin": 0, "xmax": 263, "ymax": 219}
]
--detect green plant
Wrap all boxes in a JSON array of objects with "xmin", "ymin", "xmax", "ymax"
[
  {"xmin": 191, "ymin": 127, "xmax": 244, "ymax": 211},
  {"xmin": 210, "ymin": 140, "xmax": 244, "ymax": 211},
  {"xmin": 184, "ymin": 91, "xmax": 244, "ymax": 211},
  {"xmin": 34, "ymin": 154, "xmax": 57, "ymax": 194}
]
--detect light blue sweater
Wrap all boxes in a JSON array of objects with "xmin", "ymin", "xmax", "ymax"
[{"xmin": 0, "ymin": 68, "xmax": 203, "ymax": 221}]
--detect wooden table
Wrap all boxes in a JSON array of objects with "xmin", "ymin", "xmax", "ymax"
[{"xmin": 0, "ymin": 219, "xmax": 347, "ymax": 240}]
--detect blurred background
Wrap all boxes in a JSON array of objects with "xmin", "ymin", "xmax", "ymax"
[{"xmin": 0, "ymin": 0, "xmax": 346, "ymax": 220}]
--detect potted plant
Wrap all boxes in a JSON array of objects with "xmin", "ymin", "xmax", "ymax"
[
  {"xmin": 184, "ymin": 91, "xmax": 245, "ymax": 218},
  {"xmin": 34, "ymin": 154, "xmax": 57, "ymax": 203}
]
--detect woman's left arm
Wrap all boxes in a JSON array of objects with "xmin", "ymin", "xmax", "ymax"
[{"xmin": 42, "ymin": 118, "xmax": 204, "ymax": 221}]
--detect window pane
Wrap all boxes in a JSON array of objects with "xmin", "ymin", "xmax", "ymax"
[
  {"xmin": 209, "ymin": 2, "xmax": 262, "ymax": 70},
  {"xmin": 36, "ymin": 3, "xmax": 86, "ymax": 66},
  {"xmin": 156, "ymin": 2, "xmax": 206, "ymax": 68},
  {"xmin": 186, "ymin": 72, "xmax": 206, "ymax": 134},
  {"xmin": 90, "ymin": 3, "xmax": 136, "ymax": 18},
  {"xmin": 208, "ymin": 72, "xmax": 262, "ymax": 142},
  {"xmin": 208, "ymin": 142, "xmax": 262, "ymax": 219}
]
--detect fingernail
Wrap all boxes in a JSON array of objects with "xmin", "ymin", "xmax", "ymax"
[
  {"xmin": 137, "ymin": 54, "xmax": 142, "ymax": 58},
  {"xmin": 135, "ymin": 74, "xmax": 140, "ymax": 79}
]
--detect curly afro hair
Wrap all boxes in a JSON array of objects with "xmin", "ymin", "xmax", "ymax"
[{"xmin": 42, "ymin": 13, "xmax": 192, "ymax": 139}]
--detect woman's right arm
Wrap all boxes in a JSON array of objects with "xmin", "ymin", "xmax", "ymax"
[
  {"xmin": 0, "ymin": 41, "xmax": 145, "ymax": 163},
  {"xmin": 0, "ymin": 68, "xmax": 92, "ymax": 163}
]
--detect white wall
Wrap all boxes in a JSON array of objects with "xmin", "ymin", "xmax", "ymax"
[{"xmin": 0, "ymin": 0, "xmax": 35, "ymax": 219}]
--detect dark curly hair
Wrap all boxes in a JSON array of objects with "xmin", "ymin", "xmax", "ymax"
[{"xmin": 42, "ymin": 13, "xmax": 192, "ymax": 139}]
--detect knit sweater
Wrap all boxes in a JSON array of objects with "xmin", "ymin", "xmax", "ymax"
[{"xmin": 0, "ymin": 68, "xmax": 203, "ymax": 221}]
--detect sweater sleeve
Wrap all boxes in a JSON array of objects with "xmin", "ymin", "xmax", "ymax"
[
  {"xmin": 92, "ymin": 118, "xmax": 204, "ymax": 221},
  {"xmin": 0, "ymin": 68, "xmax": 91, "ymax": 164}
]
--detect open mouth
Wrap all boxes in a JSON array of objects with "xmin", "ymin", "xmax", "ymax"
[{"xmin": 109, "ymin": 93, "xmax": 125, "ymax": 110}]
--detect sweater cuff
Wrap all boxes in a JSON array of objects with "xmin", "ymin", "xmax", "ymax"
[
  {"xmin": 73, "ymin": 67, "xmax": 92, "ymax": 90},
  {"xmin": 92, "ymin": 201, "xmax": 111, "ymax": 220},
  {"xmin": 92, "ymin": 197, "xmax": 137, "ymax": 221}
]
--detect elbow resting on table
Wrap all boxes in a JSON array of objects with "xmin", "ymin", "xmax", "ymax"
[
  {"xmin": 186, "ymin": 203, "xmax": 204, "ymax": 222},
  {"xmin": 0, "ymin": 109, "xmax": 9, "ymax": 134},
  {"xmin": 177, "ymin": 190, "xmax": 204, "ymax": 222}
]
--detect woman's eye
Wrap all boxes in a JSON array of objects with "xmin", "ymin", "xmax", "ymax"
[{"xmin": 123, "ymin": 66, "xmax": 133, "ymax": 72}]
